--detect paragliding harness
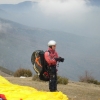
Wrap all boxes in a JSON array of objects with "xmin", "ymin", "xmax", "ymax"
[{"xmin": 31, "ymin": 50, "xmax": 50, "ymax": 81}]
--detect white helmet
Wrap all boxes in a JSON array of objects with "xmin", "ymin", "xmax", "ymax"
[{"xmin": 48, "ymin": 40, "xmax": 56, "ymax": 46}]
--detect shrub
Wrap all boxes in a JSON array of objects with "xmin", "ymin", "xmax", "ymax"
[
  {"xmin": 14, "ymin": 68, "xmax": 32, "ymax": 77},
  {"xmin": 79, "ymin": 71, "xmax": 100, "ymax": 85},
  {"xmin": 57, "ymin": 76, "xmax": 68, "ymax": 85},
  {"xmin": 87, "ymin": 79, "xmax": 100, "ymax": 85},
  {"xmin": 79, "ymin": 71, "xmax": 94, "ymax": 82}
]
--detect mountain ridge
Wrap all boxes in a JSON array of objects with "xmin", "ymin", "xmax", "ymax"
[{"xmin": 0, "ymin": 1, "xmax": 36, "ymax": 11}]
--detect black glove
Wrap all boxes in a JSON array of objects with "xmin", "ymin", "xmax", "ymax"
[
  {"xmin": 54, "ymin": 58, "xmax": 60, "ymax": 62},
  {"xmin": 54, "ymin": 57, "xmax": 64, "ymax": 62},
  {"xmin": 59, "ymin": 57, "xmax": 64, "ymax": 62}
]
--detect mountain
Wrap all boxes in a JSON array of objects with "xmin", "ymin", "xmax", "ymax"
[
  {"xmin": 0, "ymin": 1, "xmax": 40, "ymax": 28},
  {"xmin": 0, "ymin": 1, "xmax": 34, "ymax": 12},
  {"xmin": 0, "ymin": 17, "xmax": 100, "ymax": 81},
  {"xmin": 0, "ymin": 8, "xmax": 8, "ymax": 16},
  {"xmin": 0, "ymin": 66, "xmax": 14, "ymax": 76},
  {"xmin": 0, "ymin": 8, "xmax": 6, "ymax": 13}
]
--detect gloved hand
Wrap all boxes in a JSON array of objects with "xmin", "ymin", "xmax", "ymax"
[
  {"xmin": 54, "ymin": 58, "xmax": 60, "ymax": 62},
  {"xmin": 59, "ymin": 57, "xmax": 64, "ymax": 62},
  {"xmin": 54, "ymin": 57, "xmax": 64, "ymax": 62}
]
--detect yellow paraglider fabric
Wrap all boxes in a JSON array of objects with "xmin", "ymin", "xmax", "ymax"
[{"xmin": 0, "ymin": 76, "xmax": 68, "ymax": 100}]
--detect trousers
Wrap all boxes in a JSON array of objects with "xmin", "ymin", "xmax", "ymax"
[{"xmin": 48, "ymin": 66, "xmax": 57, "ymax": 91}]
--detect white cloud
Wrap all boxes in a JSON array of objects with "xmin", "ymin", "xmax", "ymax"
[
  {"xmin": 0, "ymin": 0, "xmax": 23, "ymax": 4},
  {"xmin": 39, "ymin": 1, "xmax": 87, "ymax": 14},
  {"xmin": 37, "ymin": 0, "xmax": 100, "ymax": 37},
  {"xmin": 0, "ymin": 0, "xmax": 38, "ymax": 4}
]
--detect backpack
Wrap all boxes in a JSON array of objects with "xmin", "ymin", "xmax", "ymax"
[{"xmin": 31, "ymin": 50, "xmax": 49, "ymax": 81}]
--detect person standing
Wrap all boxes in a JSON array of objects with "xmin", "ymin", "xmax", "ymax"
[{"xmin": 44, "ymin": 40, "xmax": 59, "ymax": 92}]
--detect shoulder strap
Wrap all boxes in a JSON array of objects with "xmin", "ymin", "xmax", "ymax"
[{"xmin": 45, "ymin": 50, "xmax": 51, "ymax": 55}]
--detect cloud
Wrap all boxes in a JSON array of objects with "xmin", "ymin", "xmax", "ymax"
[
  {"xmin": 0, "ymin": 0, "xmax": 36, "ymax": 4},
  {"xmin": 38, "ymin": 0, "xmax": 100, "ymax": 37},
  {"xmin": 0, "ymin": 0, "xmax": 40, "ymax": 4},
  {"xmin": 39, "ymin": 0, "xmax": 89, "ymax": 18}
]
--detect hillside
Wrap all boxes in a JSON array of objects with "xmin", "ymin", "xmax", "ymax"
[
  {"xmin": 0, "ymin": 66, "xmax": 14, "ymax": 76},
  {"xmin": 0, "ymin": 1, "xmax": 39, "ymax": 27},
  {"xmin": 0, "ymin": 70, "xmax": 12, "ymax": 77},
  {"xmin": 0, "ymin": 17, "xmax": 100, "ymax": 81}
]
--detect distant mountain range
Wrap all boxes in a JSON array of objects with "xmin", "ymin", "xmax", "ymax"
[
  {"xmin": 0, "ymin": 17, "xmax": 100, "ymax": 81},
  {"xmin": 0, "ymin": 1, "xmax": 39, "ymax": 28},
  {"xmin": 0, "ymin": 1, "xmax": 34, "ymax": 12}
]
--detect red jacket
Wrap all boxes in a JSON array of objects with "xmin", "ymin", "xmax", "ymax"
[{"xmin": 44, "ymin": 48, "xmax": 58, "ymax": 66}]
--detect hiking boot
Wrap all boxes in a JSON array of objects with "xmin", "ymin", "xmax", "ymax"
[{"xmin": 50, "ymin": 90, "xmax": 59, "ymax": 92}]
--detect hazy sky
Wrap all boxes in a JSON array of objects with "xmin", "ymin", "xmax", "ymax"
[
  {"xmin": 0, "ymin": 0, "xmax": 100, "ymax": 37},
  {"xmin": 0, "ymin": 0, "xmax": 34, "ymax": 4}
]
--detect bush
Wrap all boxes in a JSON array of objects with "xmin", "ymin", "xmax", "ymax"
[
  {"xmin": 79, "ymin": 71, "xmax": 100, "ymax": 85},
  {"xmin": 14, "ymin": 68, "xmax": 32, "ymax": 77},
  {"xmin": 57, "ymin": 76, "xmax": 68, "ymax": 85},
  {"xmin": 79, "ymin": 71, "xmax": 94, "ymax": 82},
  {"xmin": 87, "ymin": 79, "xmax": 100, "ymax": 85}
]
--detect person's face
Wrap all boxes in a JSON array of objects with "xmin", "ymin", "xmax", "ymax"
[{"xmin": 52, "ymin": 45, "xmax": 56, "ymax": 50}]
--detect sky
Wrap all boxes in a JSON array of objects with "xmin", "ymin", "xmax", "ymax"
[
  {"xmin": 0, "ymin": 0, "xmax": 100, "ymax": 37},
  {"xmin": 0, "ymin": 0, "xmax": 34, "ymax": 4}
]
